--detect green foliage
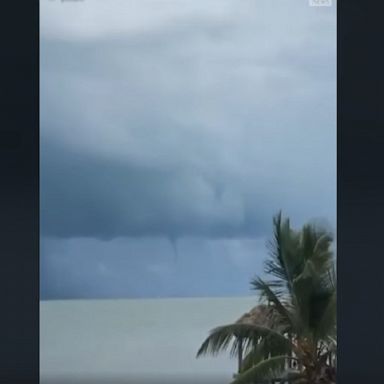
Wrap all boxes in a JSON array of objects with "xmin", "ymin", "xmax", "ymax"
[
  {"xmin": 231, "ymin": 355, "xmax": 290, "ymax": 384},
  {"xmin": 197, "ymin": 212, "xmax": 337, "ymax": 384},
  {"xmin": 196, "ymin": 322, "xmax": 292, "ymax": 359}
]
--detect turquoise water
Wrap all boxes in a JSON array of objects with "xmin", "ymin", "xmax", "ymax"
[{"xmin": 40, "ymin": 297, "xmax": 256, "ymax": 383}]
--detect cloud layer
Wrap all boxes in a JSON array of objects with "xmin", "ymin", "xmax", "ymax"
[{"xmin": 40, "ymin": 0, "xmax": 336, "ymax": 298}]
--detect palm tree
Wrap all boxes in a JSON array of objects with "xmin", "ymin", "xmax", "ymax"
[{"xmin": 196, "ymin": 212, "xmax": 336, "ymax": 384}]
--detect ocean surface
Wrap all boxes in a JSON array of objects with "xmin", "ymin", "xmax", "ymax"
[{"xmin": 40, "ymin": 296, "xmax": 256, "ymax": 384}]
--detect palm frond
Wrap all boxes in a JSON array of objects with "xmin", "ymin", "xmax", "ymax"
[
  {"xmin": 251, "ymin": 276, "xmax": 294, "ymax": 330},
  {"xmin": 196, "ymin": 323, "xmax": 292, "ymax": 359},
  {"xmin": 314, "ymin": 290, "xmax": 336, "ymax": 340},
  {"xmin": 231, "ymin": 355, "xmax": 295, "ymax": 384},
  {"xmin": 197, "ymin": 212, "xmax": 337, "ymax": 381},
  {"xmin": 240, "ymin": 341, "xmax": 266, "ymax": 372},
  {"xmin": 241, "ymin": 332, "xmax": 294, "ymax": 373},
  {"xmin": 265, "ymin": 212, "xmax": 302, "ymax": 296}
]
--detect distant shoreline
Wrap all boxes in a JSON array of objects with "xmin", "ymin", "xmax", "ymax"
[{"xmin": 40, "ymin": 294, "xmax": 255, "ymax": 303}]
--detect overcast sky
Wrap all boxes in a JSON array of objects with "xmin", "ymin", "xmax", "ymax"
[{"xmin": 40, "ymin": 0, "xmax": 336, "ymax": 300}]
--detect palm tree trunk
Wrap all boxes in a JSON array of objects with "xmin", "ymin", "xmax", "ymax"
[
  {"xmin": 238, "ymin": 336, "xmax": 243, "ymax": 373},
  {"xmin": 288, "ymin": 333, "xmax": 292, "ymax": 369}
]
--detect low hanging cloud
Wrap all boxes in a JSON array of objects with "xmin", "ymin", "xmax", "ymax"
[
  {"xmin": 41, "ymin": 0, "xmax": 336, "ymax": 241},
  {"xmin": 40, "ymin": 236, "xmax": 268, "ymax": 299},
  {"xmin": 40, "ymin": 0, "xmax": 335, "ymax": 299}
]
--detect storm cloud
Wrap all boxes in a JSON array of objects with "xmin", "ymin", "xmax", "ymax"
[{"xmin": 40, "ymin": 0, "xmax": 336, "ymax": 299}]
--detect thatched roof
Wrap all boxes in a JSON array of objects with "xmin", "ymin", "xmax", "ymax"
[{"xmin": 235, "ymin": 304, "xmax": 280, "ymax": 328}]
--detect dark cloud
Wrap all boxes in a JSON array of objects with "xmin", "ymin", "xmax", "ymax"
[
  {"xmin": 40, "ymin": 0, "xmax": 336, "ymax": 298},
  {"xmin": 40, "ymin": 21, "xmax": 336, "ymax": 239},
  {"xmin": 41, "ymin": 138, "xmax": 272, "ymax": 239},
  {"xmin": 40, "ymin": 236, "xmax": 267, "ymax": 300}
]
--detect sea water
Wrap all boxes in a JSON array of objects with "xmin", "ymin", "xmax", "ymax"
[{"xmin": 40, "ymin": 296, "xmax": 256, "ymax": 384}]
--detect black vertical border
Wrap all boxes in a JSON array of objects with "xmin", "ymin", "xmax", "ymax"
[
  {"xmin": 338, "ymin": 0, "xmax": 384, "ymax": 384},
  {"xmin": 0, "ymin": 1, "xmax": 39, "ymax": 383}
]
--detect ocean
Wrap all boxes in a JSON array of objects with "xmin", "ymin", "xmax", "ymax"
[{"xmin": 40, "ymin": 296, "xmax": 256, "ymax": 384}]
